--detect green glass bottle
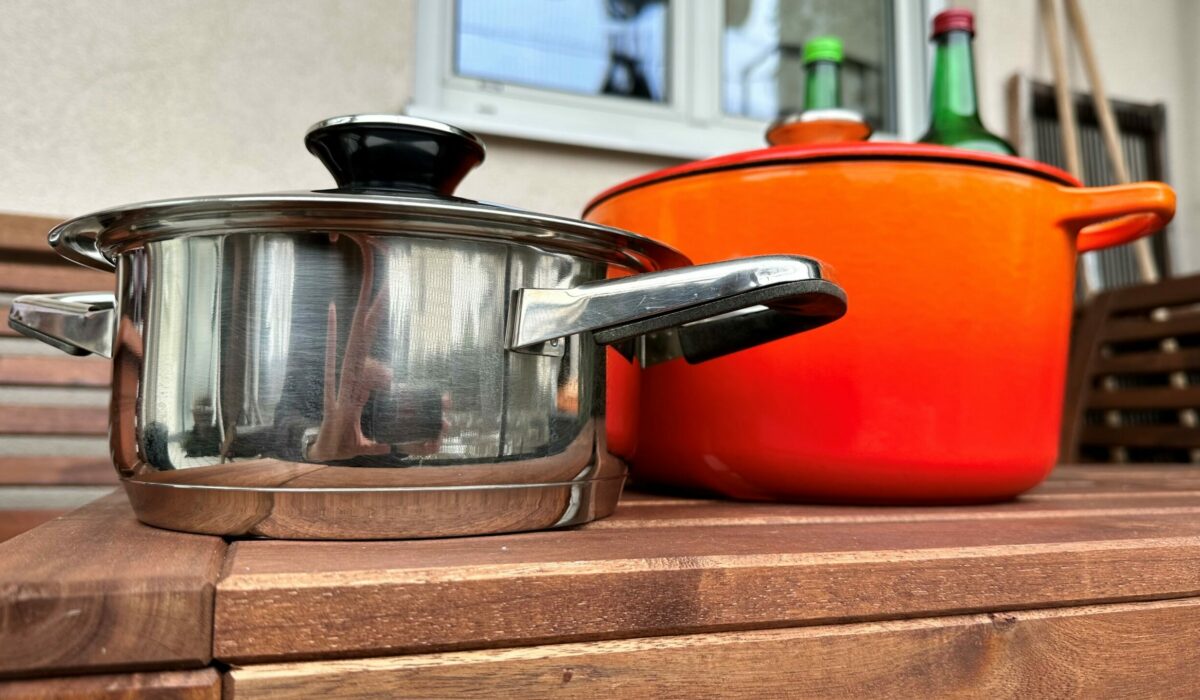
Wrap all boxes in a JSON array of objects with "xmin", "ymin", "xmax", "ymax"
[
  {"xmin": 803, "ymin": 36, "xmax": 843, "ymax": 111},
  {"xmin": 918, "ymin": 9, "xmax": 1016, "ymax": 155}
]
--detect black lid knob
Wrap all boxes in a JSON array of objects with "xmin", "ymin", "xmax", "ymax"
[{"xmin": 304, "ymin": 115, "xmax": 486, "ymax": 195}]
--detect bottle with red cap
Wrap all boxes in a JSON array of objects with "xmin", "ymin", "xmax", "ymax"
[{"xmin": 918, "ymin": 8, "xmax": 1016, "ymax": 155}]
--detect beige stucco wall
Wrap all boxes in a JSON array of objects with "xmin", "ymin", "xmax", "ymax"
[
  {"xmin": 0, "ymin": 0, "xmax": 674, "ymax": 222},
  {"xmin": 0, "ymin": 0, "xmax": 1194, "ymax": 267}
]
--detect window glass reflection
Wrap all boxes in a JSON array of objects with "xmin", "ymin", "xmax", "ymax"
[
  {"xmin": 456, "ymin": 0, "xmax": 669, "ymax": 102},
  {"xmin": 723, "ymin": 0, "xmax": 893, "ymax": 131}
]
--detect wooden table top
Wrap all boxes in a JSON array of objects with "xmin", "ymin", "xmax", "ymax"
[{"xmin": 3, "ymin": 464, "xmax": 1200, "ymax": 698}]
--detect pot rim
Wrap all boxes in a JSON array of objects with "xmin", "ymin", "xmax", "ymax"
[
  {"xmin": 49, "ymin": 191, "xmax": 692, "ymax": 274},
  {"xmin": 583, "ymin": 141, "xmax": 1081, "ymax": 215}
]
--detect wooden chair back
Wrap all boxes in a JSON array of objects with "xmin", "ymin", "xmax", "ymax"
[
  {"xmin": 1061, "ymin": 273, "xmax": 1200, "ymax": 463},
  {"xmin": 0, "ymin": 213, "xmax": 115, "ymax": 540}
]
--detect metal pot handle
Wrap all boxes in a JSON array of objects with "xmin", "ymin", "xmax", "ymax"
[
  {"xmin": 508, "ymin": 255, "xmax": 846, "ymax": 366},
  {"xmin": 7, "ymin": 292, "xmax": 115, "ymax": 358}
]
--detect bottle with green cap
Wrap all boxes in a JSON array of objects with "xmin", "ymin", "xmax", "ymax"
[
  {"xmin": 767, "ymin": 35, "xmax": 870, "ymax": 145},
  {"xmin": 918, "ymin": 8, "xmax": 1015, "ymax": 155},
  {"xmin": 803, "ymin": 36, "xmax": 843, "ymax": 111}
]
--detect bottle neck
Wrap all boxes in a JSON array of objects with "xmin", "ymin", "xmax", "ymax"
[
  {"xmin": 804, "ymin": 60, "xmax": 841, "ymax": 111},
  {"xmin": 927, "ymin": 30, "xmax": 982, "ymax": 127}
]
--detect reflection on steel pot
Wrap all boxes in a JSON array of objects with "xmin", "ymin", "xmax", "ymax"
[
  {"xmin": 584, "ymin": 126, "xmax": 1175, "ymax": 504},
  {"xmin": 8, "ymin": 115, "xmax": 846, "ymax": 539}
]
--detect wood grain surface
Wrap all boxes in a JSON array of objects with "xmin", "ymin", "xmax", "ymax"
[
  {"xmin": 0, "ymin": 493, "xmax": 226, "ymax": 678},
  {"xmin": 7, "ymin": 463, "xmax": 1200, "ymax": 694},
  {"xmin": 214, "ymin": 465, "xmax": 1200, "ymax": 663},
  {"xmin": 0, "ymin": 509, "xmax": 66, "ymax": 542},
  {"xmin": 1036, "ymin": 465, "xmax": 1200, "ymax": 492},
  {"xmin": 224, "ymin": 598, "xmax": 1200, "ymax": 699},
  {"xmin": 0, "ymin": 668, "xmax": 220, "ymax": 700}
]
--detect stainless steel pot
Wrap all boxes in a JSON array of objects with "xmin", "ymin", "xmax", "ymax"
[{"xmin": 9, "ymin": 115, "xmax": 846, "ymax": 539}]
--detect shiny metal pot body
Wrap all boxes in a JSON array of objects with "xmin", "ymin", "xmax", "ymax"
[{"xmin": 115, "ymin": 231, "xmax": 620, "ymax": 538}]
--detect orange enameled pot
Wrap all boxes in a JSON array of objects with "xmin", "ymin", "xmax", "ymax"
[{"xmin": 586, "ymin": 142, "xmax": 1175, "ymax": 503}]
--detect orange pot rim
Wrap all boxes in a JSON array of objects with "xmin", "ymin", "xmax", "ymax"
[{"xmin": 584, "ymin": 141, "xmax": 1081, "ymax": 215}]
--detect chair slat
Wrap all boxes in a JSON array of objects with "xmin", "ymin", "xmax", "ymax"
[
  {"xmin": 0, "ymin": 356, "xmax": 110, "ymax": 387},
  {"xmin": 0, "ymin": 213, "xmax": 60, "ymax": 253},
  {"xmin": 0, "ymin": 456, "xmax": 116, "ymax": 485},
  {"xmin": 1093, "ymin": 349, "xmax": 1200, "ymax": 375},
  {"xmin": 1103, "ymin": 313, "xmax": 1200, "ymax": 343},
  {"xmin": 1088, "ymin": 388, "xmax": 1200, "ymax": 410},
  {"xmin": 1081, "ymin": 425, "xmax": 1200, "ymax": 449},
  {"xmin": 1105, "ymin": 274, "xmax": 1200, "ymax": 313},
  {"xmin": 0, "ymin": 405, "xmax": 109, "ymax": 435},
  {"xmin": 0, "ymin": 305, "xmax": 17, "ymax": 337},
  {"xmin": 0, "ymin": 261, "xmax": 111, "ymax": 294}
]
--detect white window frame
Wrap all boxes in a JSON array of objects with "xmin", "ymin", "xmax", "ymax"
[{"xmin": 411, "ymin": 0, "xmax": 945, "ymax": 160}]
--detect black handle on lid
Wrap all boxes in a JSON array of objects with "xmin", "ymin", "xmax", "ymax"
[{"xmin": 304, "ymin": 115, "xmax": 486, "ymax": 195}]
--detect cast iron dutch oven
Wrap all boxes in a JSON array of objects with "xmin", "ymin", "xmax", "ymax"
[{"xmin": 584, "ymin": 125, "xmax": 1174, "ymax": 503}]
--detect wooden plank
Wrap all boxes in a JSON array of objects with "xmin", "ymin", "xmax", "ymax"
[
  {"xmin": 632, "ymin": 465, "xmax": 1200, "ymax": 501},
  {"xmin": 0, "ymin": 668, "xmax": 220, "ymax": 699},
  {"xmin": 0, "ymin": 406, "xmax": 108, "ymax": 435},
  {"xmin": 1102, "ymin": 312, "xmax": 1200, "ymax": 343},
  {"xmin": 1037, "ymin": 465, "xmax": 1200, "ymax": 494},
  {"xmin": 215, "ymin": 509, "xmax": 1200, "ymax": 663},
  {"xmin": 0, "ymin": 509, "xmax": 65, "ymax": 542},
  {"xmin": 0, "ymin": 493, "xmax": 226, "ymax": 678},
  {"xmin": 0, "ymin": 457, "xmax": 117, "ymax": 486},
  {"xmin": 1105, "ymin": 274, "xmax": 1200, "ymax": 313},
  {"xmin": 0, "ymin": 213, "xmax": 61, "ymax": 254},
  {"xmin": 0, "ymin": 262, "xmax": 111, "ymax": 295},
  {"xmin": 1093, "ymin": 348, "xmax": 1200, "ymax": 375},
  {"xmin": 0, "ymin": 356, "xmax": 110, "ymax": 387},
  {"xmin": 225, "ymin": 598, "xmax": 1200, "ymax": 699},
  {"xmin": 589, "ymin": 493, "xmax": 1200, "ymax": 529},
  {"xmin": 1035, "ymin": 479, "xmax": 1200, "ymax": 494},
  {"xmin": 610, "ymin": 491, "xmax": 717, "ymax": 506},
  {"xmin": 1086, "ymin": 386, "xmax": 1200, "ymax": 409},
  {"xmin": 1080, "ymin": 425, "xmax": 1200, "ymax": 448},
  {"xmin": 1050, "ymin": 465, "xmax": 1200, "ymax": 480}
]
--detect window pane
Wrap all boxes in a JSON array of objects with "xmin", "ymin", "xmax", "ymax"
[
  {"xmin": 455, "ymin": 0, "xmax": 670, "ymax": 103},
  {"xmin": 722, "ymin": 0, "xmax": 894, "ymax": 132}
]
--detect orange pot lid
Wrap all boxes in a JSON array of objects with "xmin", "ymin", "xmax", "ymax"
[{"xmin": 584, "ymin": 141, "xmax": 1081, "ymax": 214}]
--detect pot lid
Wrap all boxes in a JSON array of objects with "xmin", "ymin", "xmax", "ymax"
[
  {"xmin": 49, "ymin": 115, "xmax": 690, "ymax": 273},
  {"xmin": 584, "ymin": 139, "xmax": 1082, "ymax": 215}
]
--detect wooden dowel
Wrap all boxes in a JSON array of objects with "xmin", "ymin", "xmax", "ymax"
[
  {"xmin": 1039, "ymin": 0, "xmax": 1083, "ymax": 179},
  {"xmin": 1064, "ymin": 0, "xmax": 1160, "ymax": 283},
  {"xmin": 1063, "ymin": 0, "xmax": 1128, "ymax": 184}
]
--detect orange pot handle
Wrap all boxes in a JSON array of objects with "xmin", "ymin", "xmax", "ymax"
[{"xmin": 1056, "ymin": 182, "xmax": 1176, "ymax": 252}]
